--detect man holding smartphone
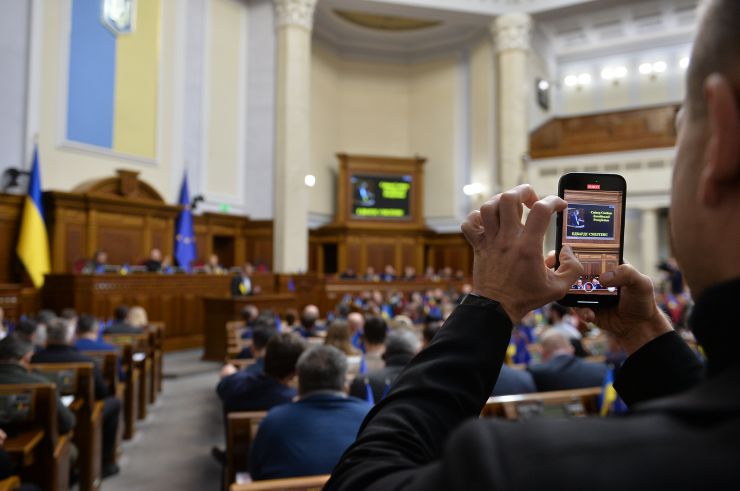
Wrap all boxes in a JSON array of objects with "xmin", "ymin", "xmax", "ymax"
[{"xmin": 327, "ymin": 1, "xmax": 740, "ymax": 488}]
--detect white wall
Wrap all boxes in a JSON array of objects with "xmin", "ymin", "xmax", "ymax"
[{"xmin": 0, "ymin": 0, "xmax": 31, "ymax": 174}]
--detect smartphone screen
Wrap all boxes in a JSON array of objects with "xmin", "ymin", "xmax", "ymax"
[{"xmin": 556, "ymin": 173, "xmax": 626, "ymax": 307}]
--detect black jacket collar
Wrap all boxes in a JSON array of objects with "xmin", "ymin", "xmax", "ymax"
[{"xmin": 689, "ymin": 277, "xmax": 740, "ymax": 376}]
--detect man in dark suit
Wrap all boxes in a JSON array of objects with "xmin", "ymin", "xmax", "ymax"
[
  {"xmin": 250, "ymin": 345, "xmax": 371, "ymax": 480},
  {"xmin": 217, "ymin": 333, "xmax": 306, "ymax": 413},
  {"xmin": 103, "ymin": 305, "xmax": 142, "ymax": 335},
  {"xmin": 74, "ymin": 315, "xmax": 117, "ymax": 352},
  {"xmin": 492, "ymin": 364, "xmax": 536, "ymax": 396},
  {"xmin": 297, "ymin": 305, "xmax": 325, "ymax": 338},
  {"xmin": 0, "ymin": 335, "xmax": 76, "ymax": 435},
  {"xmin": 527, "ymin": 329, "xmax": 607, "ymax": 391},
  {"xmin": 349, "ymin": 329, "xmax": 419, "ymax": 403},
  {"xmin": 32, "ymin": 320, "xmax": 122, "ymax": 477},
  {"xmin": 143, "ymin": 248, "xmax": 163, "ymax": 272},
  {"xmin": 327, "ymin": 6, "xmax": 740, "ymax": 483},
  {"xmin": 231, "ymin": 263, "xmax": 254, "ymax": 297}
]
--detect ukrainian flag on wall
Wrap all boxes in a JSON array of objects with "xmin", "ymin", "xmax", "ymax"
[
  {"xmin": 66, "ymin": 0, "xmax": 160, "ymax": 159},
  {"xmin": 17, "ymin": 148, "xmax": 51, "ymax": 288}
]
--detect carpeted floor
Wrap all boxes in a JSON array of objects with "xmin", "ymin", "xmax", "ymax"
[{"xmin": 103, "ymin": 350, "xmax": 225, "ymax": 491}]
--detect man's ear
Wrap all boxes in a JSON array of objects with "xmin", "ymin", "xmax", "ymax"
[{"xmin": 700, "ymin": 73, "xmax": 740, "ymax": 207}]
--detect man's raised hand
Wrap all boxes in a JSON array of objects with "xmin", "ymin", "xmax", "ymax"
[{"xmin": 461, "ymin": 184, "xmax": 584, "ymax": 323}]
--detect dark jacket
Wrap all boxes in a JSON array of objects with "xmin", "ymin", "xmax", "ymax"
[
  {"xmin": 0, "ymin": 363, "xmax": 76, "ymax": 434},
  {"xmin": 527, "ymin": 354, "xmax": 608, "ymax": 392},
  {"xmin": 32, "ymin": 344, "xmax": 110, "ymax": 400},
  {"xmin": 349, "ymin": 354, "xmax": 412, "ymax": 403},
  {"xmin": 250, "ymin": 393, "xmax": 372, "ymax": 480},
  {"xmin": 216, "ymin": 371, "xmax": 295, "ymax": 413},
  {"xmin": 326, "ymin": 275, "xmax": 716, "ymax": 490},
  {"xmin": 103, "ymin": 322, "xmax": 143, "ymax": 335},
  {"xmin": 492, "ymin": 364, "xmax": 536, "ymax": 396}
]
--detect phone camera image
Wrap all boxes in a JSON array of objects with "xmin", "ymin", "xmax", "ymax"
[{"xmin": 562, "ymin": 188, "xmax": 623, "ymax": 297}]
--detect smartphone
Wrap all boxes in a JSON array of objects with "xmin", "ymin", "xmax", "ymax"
[{"xmin": 555, "ymin": 173, "xmax": 627, "ymax": 308}]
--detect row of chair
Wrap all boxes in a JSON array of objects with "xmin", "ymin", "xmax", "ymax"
[
  {"xmin": 223, "ymin": 386, "xmax": 603, "ymax": 491},
  {"xmin": 0, "ymin": 323, "xmax": 165, "ymax": 491}
]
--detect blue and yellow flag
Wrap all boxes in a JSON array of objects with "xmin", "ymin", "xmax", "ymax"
[
  {"xmin": 16, "ymin": 147, "xmax": 51, "ymax": 288},
  {"xmin": 599, "ymin": 367, "xmax": 628, "ymax": 416}
]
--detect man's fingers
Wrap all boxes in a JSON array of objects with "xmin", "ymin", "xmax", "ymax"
[
  {"xmin": 498, "ymin": 185, "xmax": 539, "ymax": 241},
  {"xmin": 523, "ymin": 196, "xmax": 567, "ymax": 242},
  {"xmin": 544, "ymin": 250, "xmax": 556, "ymax": 269},
  {"xmin": 600, "ymin": 263, "xmax": 654, "ymax": 295},
  {"xmin": 461, "ymin": 211, "xmax": 484, "ymax": 246},
  {"xmin": 479, "ymin": 196, "xmax": 501, "ymax": 239},
  {"xmin": 553, "ymin": 246, "xmax": 584, "ymax": 291}
]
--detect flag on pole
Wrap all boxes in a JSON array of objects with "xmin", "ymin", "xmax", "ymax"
[
  {"xmin": 16, "ymin": 147, "xmax": 50, "ymax": 288},
  {"xmin": 174, "ymin": 174, "xmax": 196, "ymax": 271}
]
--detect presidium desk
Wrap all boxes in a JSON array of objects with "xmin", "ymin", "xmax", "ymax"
[{"xmin": 43, "ymin": 274, "xmax": 298, "ymax": 356}]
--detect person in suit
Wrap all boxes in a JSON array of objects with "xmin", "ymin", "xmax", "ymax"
[
  {"xmin": 362, "ymin": 317, "xmax": 387, "ymax": 372},
  {"xmin": 231, "ymin": 263, "xmax": 255, "ymax": 297},
  {"xmin": 527, "ymin": 329, "xmax": 607, "ymax": 392},
  {"xmin": 492, "ymin": 364, "xmax": 537, "ymax": 396},
  {"xmin": 0, "ymin": 335, "xmax": 76, "ymax": 435},
  {"xmin": 350, "ymin": 329, "xmax": 419, "ymax": 403},
  {"xmin": 297, "ymin": 305, "xmax": 325, "ymax": 338},
  {"xmin": 31, "ymin": 320, "xmax": 122, "ymax": 477},
  {"xmin": 104, "ymin": 306, "xmax": 143, "ymax": 335},
  {"xmin": 327, "ymin": 9, "xmax": 740, "ymax": 482},
  {"xmin": 217, "ymin": 332, "xmax": 306, "ymax": 413},
  {"xmin": 143, "ymin": 248, "xmax": 163, "ymax": 272},
  {"xmin": 250, "ymin": 345, "xmax": 372, "ymax": 480},
  {"xmin": 232, "ymin": 323, "xmax": 277, "ymax": 375},
  {"xmin": 74, "ymin": 315, "xmax": 117, "ymax": 352}
]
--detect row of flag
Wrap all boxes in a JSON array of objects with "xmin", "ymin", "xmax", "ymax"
[{"xmin": 15, "ymin": 147, "xmax": 197, "ymax": 288}]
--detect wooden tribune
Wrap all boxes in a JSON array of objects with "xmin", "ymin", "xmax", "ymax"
[
  {"xmin": 225, "ymin": 411, "xmax": 267, "ymax": 490},
  {"xmin": 0, "ymin": 383, "xmax": 71, "ymax": 491},
  {"xmin": 230, "ymin": 475, "xmax": 330, "ymax": 491},
  {"xmin": 481, "ymin": 387, "xmax": 602, "ymax": 420},
  {"xmin": 31, "ymin": 363, "xmax": 103, "ymax": 491}
]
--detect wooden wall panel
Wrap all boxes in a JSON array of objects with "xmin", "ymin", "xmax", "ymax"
[
  {"xmin": 0, "ymin": 196, "xmax": 23, "ymax": 283},
  {"xmin": 530, "ymin": 104, "xmax": 679, "ymax": 158}
]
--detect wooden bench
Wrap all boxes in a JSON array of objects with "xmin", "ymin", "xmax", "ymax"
[
  {"xmin": 225, "ymin": 411, "xmax": 267, "ymax": 490},
  {"xmin": 0, "ymin": 383, "xmax": 72, "ymax": 491},
  {"xmin": 32, "ymin": 363, "xmax": 102, "ymax": 491},
  {"xmin": 230, "ymin": 474, "xmax": 329, "ymax": 491},
  {"xmin": 148, "ymin": 322, "xmax": 166, "ymax": 398},
  {"xmin": 105, "ymin": 334, "xmax": 151, "ymax": 422},
  {"xmin": 226, "ymin": 321, "xmax": 247, "ymax": 361},
  {"xmin": 0, "ymin": 476, "xmax": 20, "ymax": 491},
  {"xmin": 80, "ymin": 351, "xmax": 124, "ymax": 465},
  {"xmin": 481, "ymin": 387, "xmax": 602, "ymax": 420}
]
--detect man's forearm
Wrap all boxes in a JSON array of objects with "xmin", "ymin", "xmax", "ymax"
[
  {"xmin": 326, "ymin": 302, "xmax": 513, "ymax": 491},
  {"xmin": 614, "ymin": 331, "xmax": 704, "ymax": 406}
]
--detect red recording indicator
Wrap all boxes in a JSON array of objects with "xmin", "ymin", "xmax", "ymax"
[{"xmin": 587, "ymin": 183, "xmax": 601, "ymax": 190}]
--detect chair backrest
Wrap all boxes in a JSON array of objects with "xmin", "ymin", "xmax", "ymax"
[
  {"xmin": 230, "ymin": 474, "xmax": 330, "ymax": 491},
  {"xmin": 0, "ymin": 383, "xmax": 59, "ymax": 443},
  {"xmin": 226, "ymin": 321, "xmax": 247, "ymax": 358},
  {"xmin": 104, "ymin": 333, "xmax": 150, "ymax": 351},
  {"xmin": 80, "ymin": 351, "xmax": 120, "ymax": 393},
  {"xmin": 31, "ymin": 363, "xmax": 95, "ymax": 411},
  {"xmin": 226, "ymin": 411, "xmax": 267, "ymax": 488},
  {"xmin": 481, "ymin": 387, "xmax": 602, "ymax": 420}
]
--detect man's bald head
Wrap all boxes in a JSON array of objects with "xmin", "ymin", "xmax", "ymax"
[
  {"xmin": 686, "ymin": 0, "xmax": 740, "ymax": 119},
  {"xmin": 540, "ymin": 329, "xmax": 574, "ymax": 361},
  {"xmin": 347, "ymin": 312, "xmax": 364, "ymax": 334}
]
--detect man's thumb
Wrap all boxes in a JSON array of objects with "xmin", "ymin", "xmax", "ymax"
[{"xmin": 555, "ymin": 246, "xmax": 584, "ymax": 288}]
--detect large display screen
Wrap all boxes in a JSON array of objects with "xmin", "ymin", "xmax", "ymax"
[
  {"xmin": 562, "ymin": 189, "xmax": 623, "ymax": 296},
  {"xmin": 351, "ymin": 174, "xmax": 412, "ymax": 219}
]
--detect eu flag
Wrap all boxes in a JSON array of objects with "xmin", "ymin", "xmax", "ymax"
[{"xmin": 174, "ymin": 174, "xmax": 196, "ymax": 271}]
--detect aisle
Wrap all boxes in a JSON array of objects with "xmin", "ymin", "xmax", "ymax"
[{"xmin": 104, "ymin": 351, "xmax": 224, "ymax": 491}]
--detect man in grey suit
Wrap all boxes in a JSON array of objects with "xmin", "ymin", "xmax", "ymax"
[
  {"xmin": 527, "ymin": 329, "xmax": 606, "ymax": 392},
  {"xmin": 0, "ymin": 335, "xmax": 76, "ymax": 435},
  {"xmin": 327, "ymin": 2, "xmax": 739, "ymax": 488}
]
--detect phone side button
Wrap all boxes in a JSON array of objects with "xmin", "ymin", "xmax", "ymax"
[{"xmin": 576, "ymin": 300, "xmax": 599, "ymax": 304}]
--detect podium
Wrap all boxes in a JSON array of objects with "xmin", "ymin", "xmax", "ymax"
[{"xmin": 201, "ymin": 294, "xmax": 297, "ymax": 361}]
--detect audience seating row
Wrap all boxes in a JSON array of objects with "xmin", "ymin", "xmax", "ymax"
[{"xmin": 0, "ymin": 323, "xmax": 165, "ymax": 491}]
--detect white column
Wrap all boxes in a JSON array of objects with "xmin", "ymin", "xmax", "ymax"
[
  {"xmin": 640, "ymin": 208, "xmax": 660, "ymax": 280},
  {"xmin": 491, "ymin": 13, "xmax": 532, "ymax": 191},
  {"xmin": 272, "ymin": 0, "xmax": 316, "ymax": 273}
]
